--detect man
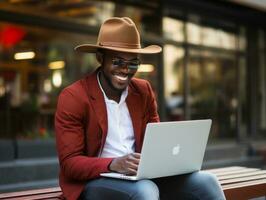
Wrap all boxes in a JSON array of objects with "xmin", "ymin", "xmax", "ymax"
[{"xmin": 55, "ymin": 17, "xmax": 225, "ymax": 200}]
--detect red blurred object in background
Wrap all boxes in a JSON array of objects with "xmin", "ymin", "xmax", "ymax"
[
  {"xmin": 39, "ymin": 127, "xmax": 47, "ymax": 137},
  {"xmin": 0, "ymin": 24, "xmax": 26, "ymax": 48},
  {"xmin": 0, "ymin": 71, "xmax": 16, "ymax": 81}
]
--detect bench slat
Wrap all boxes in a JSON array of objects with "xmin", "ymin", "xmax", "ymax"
[
  {"xmin": 219, "ymin": 174, "xmax": 266, "ymax": 185},
  {"xmin": 1, "ymin": 192, "xmax": 62, "ymax": 200},
  {"xmin": 210, "ymin": 168, "xmax": 260, "ymax": 176},
  {"xmin": 217, "ymin": 170, "xmax": 266, "ymax": 180},
  {"xmin": 205, "ymin": 166, "xmax": 246, "ymax": 173},
  {"xmin": 0, "ymin": 187, "xmax": 61, "ymax": 199}
]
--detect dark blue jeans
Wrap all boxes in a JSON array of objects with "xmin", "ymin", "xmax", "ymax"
[{"xmin": 80, "ymin": 171, "xmax": 226, "ymax": 200}]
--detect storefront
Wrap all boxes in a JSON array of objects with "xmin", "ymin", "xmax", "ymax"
[{"xmin": 0, "ymin": 0, "xmax": 265, "ymax": 141}]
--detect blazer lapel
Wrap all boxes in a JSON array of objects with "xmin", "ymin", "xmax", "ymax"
[
  {"xmin": 126, "ymin": 86, "xmax": 143, "ymax": 152},
  {"xmin": 84, "ymin": 69, "xmax": 108, "ymax": 141}
]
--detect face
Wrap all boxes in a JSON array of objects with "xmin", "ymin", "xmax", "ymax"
[{"xmin": 100, "ymin": 50, "xmax": 140, "ymax": 93}]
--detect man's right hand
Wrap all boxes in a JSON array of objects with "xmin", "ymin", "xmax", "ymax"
[{"xmin": 109, "ymin": 153, "xmax": 141, "ymax": 175}]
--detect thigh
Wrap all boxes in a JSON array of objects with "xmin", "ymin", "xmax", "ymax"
[
  {"xmin": 80, "ymin": 178, "xmax": 159, "ymax": 200},
  {"xmin": 153, "ymin": 171, "xmax": 226, "ymax": 200}
]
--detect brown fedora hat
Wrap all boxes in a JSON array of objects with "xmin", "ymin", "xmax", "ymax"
[{"xmin": 75, "ymin": 17, "xmax": 162, "ymax": 54}]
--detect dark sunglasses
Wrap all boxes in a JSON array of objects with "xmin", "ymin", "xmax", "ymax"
[{"xmin": 112, "ymin": 58, "xmax": 141, "ymax": 70}]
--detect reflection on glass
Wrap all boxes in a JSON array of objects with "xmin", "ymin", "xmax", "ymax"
[
  {"xmin": 188, "ymin": 50, "xmax": 237, "ymax": 138},
  {"xmin": 164, "ymin": 45, "xmax": 185, "ymax": 121},
  {"xmin": 14, "ymin": 51, "xmax": 35, "ymax": 60},
  {"xmin": 1, "ymin": 1, "xmax": 115, "ymax": 27},
  {"xmin": 48, "ymin": 61, "xmax": 65, "ymax": 70},
  {"xmin": 0, "ymin": 77, "xmax": 5, "ymax": 97},
  {"xmin": 164, "ymin": 45, "xmax": 184, "ymax": 97},
  {"xmin": 187, "ymin": 22, "xmax": 237, "ymax": 50},
  {"xmin": 138, "ymin": 64, "xmax": 154, "ymax": 73},
  {"xmin": 135, "ymin": 52, "xmax": 159, "ymax": 105},
  {"xmin": 186, "ymin": 22, "xmax": 201, "ymax": 44},
  {"xmin": 0, "ymin": 22, "xmax": 97, "ymax": 139},
  {"xmin": 52, "ymin": 71, "xmax": 62, "ymax": 88},
  {"xmin": 89, "ymin": 2, "xmax": 115, "ymax": 26},
  {"xmin": 258, "ymin": 30, "xmax": 266, "ymax": 130},
  {"xmin": 163, "ymin": 17, "xmax": 184, "ymax": 42},
  {"xmin": 43, "ymin": 79, "xmax": 52, "ymax": 93},
  {"xmin": 238, "ymin": 26, "xmax": 246, "ymax": 51},
  {"xmin": 238, "ymin": 57, "xmax": 247, "ymax": 137}
]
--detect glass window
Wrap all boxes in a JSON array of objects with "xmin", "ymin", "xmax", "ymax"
[
  {"xmin": 186, "ymin": 22, "xmax": 201, "ymax": 45},
  {"xmin": 163, "ymin": 17, "xmax": 184, "ymax": 42},
  {"xmin": 188, "ymin": 49, "xmax": 238, "ymax": 138},
  {"xmin": 135, "ymin": 50, "xmax": 161, "ymax": 104},
  {"xmin": 163, "ymin": 45, "xmax": 185, "ymax": 121},
  {"xmin": 1, "ymin": 1, "xmax": 115, "ymax": 26},
  {"xmin": 238, "ymin": 26, "xmax": 247, "ymax": 51},
  {"xmin": 0, "ymin": 1, "xmax": 158, "ymax": 34},
  {"xmin": 0, "ymin": 1, "xmax": 161, "ymax": 140},
  {"xmin": 258, "ymin": 29, "xmax": 266, "ymax": 131},
  {"xmin": 238, "ymin": 56, "xmax": 248, "ymax": 138},
  {"xmin": 0, "ymin": 22, "xmax": 97, "ymax": 139},
  {"xmin": 163, "ymin": 16, "xmax": 246, "ymax": 139},
  {"xmin": 187, "ymin": 22, "xmax": 237, "ymax": 50}
]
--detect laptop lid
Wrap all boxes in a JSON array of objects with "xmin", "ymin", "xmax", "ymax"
[{"xmin": 136, "ymin": 119, "xmax": 212, "ymax": 179}]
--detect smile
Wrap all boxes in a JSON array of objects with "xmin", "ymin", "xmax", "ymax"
[{"xmin": 114, "ymin": 74, "xmax": 128, "ymax": 81}]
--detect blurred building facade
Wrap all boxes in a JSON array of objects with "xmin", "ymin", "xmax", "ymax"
[
  {"xmin": 0, "ymin": 0, "xmax": 265, "ymax": 143},
  {"xmin": 0, "ymin": 0, "xmax": 266, "ymax": 193}
]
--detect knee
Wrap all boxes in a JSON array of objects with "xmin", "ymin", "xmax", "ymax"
[
  {"xmin": 189, "ymin": 171, "xmax": 225, "ymax": 200},
  {"xmin": 132, "ymin": 180, "xmax": 159, "ymax": 200},
  {"xmin": 196, "ymin": 171, "xmax": 219, "ymax": 185},
  {"xmin": 190, "ymin": 171, "xmax": 221, "ymax": 190}
]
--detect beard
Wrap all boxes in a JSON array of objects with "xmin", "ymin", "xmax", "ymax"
[{"xmin": 100, "ymin": 70, "xmax": 126, "ymax": 93}]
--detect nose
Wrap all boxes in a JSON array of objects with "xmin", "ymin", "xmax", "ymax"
[{"xmin": 120, "ymin": 65, "xmax": 130, "ymax": 73}]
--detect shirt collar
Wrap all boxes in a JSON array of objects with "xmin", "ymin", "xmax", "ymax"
[{"xmin": 97, "ymin": 71, "xmax": 128, "ymax": 104}]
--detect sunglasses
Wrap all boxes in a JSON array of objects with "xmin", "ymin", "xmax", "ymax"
[{"xmin": 112, "ymin": 58, "xmax": 141, "ymax": 70}]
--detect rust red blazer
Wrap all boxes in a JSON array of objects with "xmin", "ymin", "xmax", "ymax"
[{"xmin": 55, "ymin": 68, "xmax": 160, "ymax": 200}]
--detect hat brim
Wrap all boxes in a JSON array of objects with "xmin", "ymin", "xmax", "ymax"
[{"xmin": 74, "ymin": 44, "xmax": 162, "ymax": 54}]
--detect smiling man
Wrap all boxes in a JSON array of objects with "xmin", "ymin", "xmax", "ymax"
[{"xmin": 55, "ymin": 17, "xmax": 225, "ymax": 200}]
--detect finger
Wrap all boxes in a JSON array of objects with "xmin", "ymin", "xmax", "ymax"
[
  {"xmin": 126, "ymin": 158, "xmax": 139, "ymax": 167},
  {"xmin": 126, "ymin": 167, "xmax": 138, "ymax": 175},
  {"xmin": 132, "ymin": 153, "xmax": 141, "ymax": 159},
  {"xmin": 126, "ymin": 153, "xmax": 140, "ymax": 161},
  {"xmin": 128, "ymin": 156, "xmax": 140, "ymax": 165},
  {"xmin": 128, "ymin": 153, "xmax": 140, "ymax": 160},
  {"xmin": 126, "ymin": 161, "xmax": 138, "ymax": 171}
]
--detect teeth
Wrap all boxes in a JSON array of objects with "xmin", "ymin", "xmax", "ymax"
[{"xmin": 114, "ymin": 75, "xmax": 128, "ymax": 81}]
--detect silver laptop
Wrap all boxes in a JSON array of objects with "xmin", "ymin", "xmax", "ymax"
[{"xmin": 100, "ymin": 119, "xmax": 212, "ymax": 181}]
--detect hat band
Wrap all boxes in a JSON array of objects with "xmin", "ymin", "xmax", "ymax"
[{"xmin": 99, "ymin": 42, "xmax": 141, "ymax": 49}]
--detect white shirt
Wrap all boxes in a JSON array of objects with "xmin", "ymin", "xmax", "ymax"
[{"xmin": 97, "ymin": 73, "xmax": 135, "ymax": 158}]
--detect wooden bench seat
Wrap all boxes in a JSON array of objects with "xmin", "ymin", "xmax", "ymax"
[
  {"xmin": 206, "ymin": 166, "xmax": 266, "ymax": 200},
  {"xmin": 0, "ymin": 166, "xmax": 265, "ymax": 200},
  {"xmin": 0, "ymin": 187, "xmax": 62, "ymax": 200}
]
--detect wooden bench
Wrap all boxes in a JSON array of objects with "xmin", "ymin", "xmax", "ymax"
[
  {"xmin": 206, "ymin": 166, "xmax": 266, "ymax": 200},
  {"xmin": 0, "ymin": 166, "xmax": 265, "ymax": 200},
  {"xmin": 0, "ymin": 187, "xmax": 62, "ymax": 200}
]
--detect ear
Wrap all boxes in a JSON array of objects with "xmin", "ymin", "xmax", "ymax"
[{"xmin": 96, "ymin": 51, "xmax": 103, "ymax": 64}]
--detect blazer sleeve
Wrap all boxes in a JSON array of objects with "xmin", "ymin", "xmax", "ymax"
[{"xmin": 55, "ymin": 88, "xmax": 113, "ymax": 181}]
